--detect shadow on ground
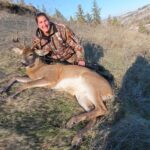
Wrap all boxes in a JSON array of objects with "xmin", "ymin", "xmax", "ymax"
[
  {"xmin": 83, "ymin": 41, "xmax": 115, "ymax": 86},
  {"xmin": 92, "ymin": 55, "xmax": 150, "ymax": 150}
]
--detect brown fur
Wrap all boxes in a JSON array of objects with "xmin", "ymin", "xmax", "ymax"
[{"xmin": 0, "ymin": 47, "xmax": 114, "ymax": 148}]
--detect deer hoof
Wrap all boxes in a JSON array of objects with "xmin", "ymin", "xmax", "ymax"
[
  {"xmin": 71, "ymin": 135, "xmax": 82, "ymax": 150},
  {"xmin": 0, "ymin": 87, "xmax": 7, "ymax": 94}
]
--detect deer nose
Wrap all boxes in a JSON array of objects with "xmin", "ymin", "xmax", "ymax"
[{"xmin": 21, "ymin": 60, "xmax": 28, "ymax": 66}]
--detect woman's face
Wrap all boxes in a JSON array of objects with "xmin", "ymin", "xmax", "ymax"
[{"xmin": 37, "ymin": 16, "xmax": 50, "ymax": 35}]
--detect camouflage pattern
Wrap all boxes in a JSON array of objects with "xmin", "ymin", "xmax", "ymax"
[{"xmin": 32, "ymin": 22, "xmax": 84, "ymax": 64}]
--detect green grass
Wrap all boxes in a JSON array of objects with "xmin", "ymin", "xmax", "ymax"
[{"xmin": 0, "ymin": 87, "xmax": 93, "ymax": 149}]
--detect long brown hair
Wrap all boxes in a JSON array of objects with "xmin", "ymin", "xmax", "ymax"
[{"xmin": 35, "ymin": 12, "xmax": 50, "ymax": 24}]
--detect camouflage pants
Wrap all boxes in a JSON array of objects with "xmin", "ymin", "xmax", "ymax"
[{"xmin": 40, "ymin": 53, "xmax": 78, "ymax": 65}]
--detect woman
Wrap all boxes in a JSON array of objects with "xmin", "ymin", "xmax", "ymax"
[{"xmin": 32, "ymin": 12, "xmax": 85, "ymax": 66}]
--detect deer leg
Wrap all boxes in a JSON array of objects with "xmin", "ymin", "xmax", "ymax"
[
  {"xmin": 8, "ymin": 78, "xmax": 56, "ymax": 99},
  {"xmin": 67, "ymin": 92, "xmax": 108, "ymax": 128},
  {"xmin": 71, "ymin": 118, "xmax": 97, "ymax": 149},
  {"xmin": 67, "ymin": 106, "xmax": 107, "ymax": 129},
  {"xmin": 0, "ymin": 76, "xmax": 31, "ymax": 94}
]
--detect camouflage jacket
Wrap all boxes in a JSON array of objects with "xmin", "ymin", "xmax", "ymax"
[{"xmin": 32, "ymin": 22, "xmax": 84, "ymax": 64}]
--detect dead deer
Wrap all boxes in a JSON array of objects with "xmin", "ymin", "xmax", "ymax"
[{"xmin": 0, "ymin": 46, "xmax": 114, "ymax": 148}]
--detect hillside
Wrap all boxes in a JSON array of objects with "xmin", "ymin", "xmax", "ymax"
[
  {"xmin": 118, "ymin": 4, "xmax": 150, "ymax": 31},
  {"xmin": 0, "ymin": 0, "xmax": 38, "ymax": 16},
  {"xmin": 0, "ymin": 2, "xmax": 150, "ymax": 150}
]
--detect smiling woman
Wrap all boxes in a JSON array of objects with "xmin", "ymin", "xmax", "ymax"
[
  {"xmin": 32, "ymin": 12, "xmax": 85, "ymax": 66},
  {"xmin": 35, "ymin": 13, "xmax": 50, "ymax": 36}
]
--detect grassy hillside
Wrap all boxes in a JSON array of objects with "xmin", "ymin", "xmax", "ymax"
[{"xmin": 0, "ymin": 2, "xmax": 150, "ymax": 150}]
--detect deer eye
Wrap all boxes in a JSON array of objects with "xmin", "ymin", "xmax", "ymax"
[{"xmin": 29, "ymin": 53, "xmax": 33, "ymax": 57}]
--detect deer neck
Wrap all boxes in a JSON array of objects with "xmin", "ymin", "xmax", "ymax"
[{"xmin": 26, "ymin": 58, "xmax": 45, "ymax": 75}]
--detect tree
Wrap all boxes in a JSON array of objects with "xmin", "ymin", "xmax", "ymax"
[
  {"xmin": 107, "ymin": 15, "xmax": 112, "ymax": 25},
  {"xmin": 42, "ymin": 4, "xmax": 47, "ymax": 13},
  {"xmin": 36, "ymin": 5, "xmax": 40, "ymax": 10},
  {"xmin": 107, "ymin": 16, "xmax": 121, "ymax": 26},
  {"xmin": 85, "ymin": 12, "xmax": 92, "ymax": 24},
  {"xmin": 53, "ymin": 9, "xmax": 66, "ymax": 21},
  {"xmin": 76, "ymin": 4, "xmax": 86, "ymax": 24},
  {"xmin": 111, "ymin": 17, "xmax": 120, "ymax": 26},
  {"xmin": 92, "ymin": 0, "xmax": 101, "ymax": 25},
  {"xmin": 69, "ymin": 16, "xmax": 75, "ymax": 23},
  {"xmin": 17, "ymin": 0, "xmax": 25, "ymax": 5}
]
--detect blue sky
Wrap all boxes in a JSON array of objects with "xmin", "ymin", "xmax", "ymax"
[{"xmin": 24, "ymin": 0, "xmax": 150, "ymax": 19}]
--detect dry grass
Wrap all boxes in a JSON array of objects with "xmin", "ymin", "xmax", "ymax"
[
  {"xmin": 71, "ymin": 23, "xmax": 150, "ymax": 149},
  {"xmin": 72, "ymin": 24, "xmax": 150, "ymax": 86},
  {"xmin": 0, "ymin": 10, "xmax": 150, "ymax": 149}
]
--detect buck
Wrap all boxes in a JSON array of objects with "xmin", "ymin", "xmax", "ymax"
[{"xmin": 0, "ymin": 46, "xmax": 114, "ymax": 148}]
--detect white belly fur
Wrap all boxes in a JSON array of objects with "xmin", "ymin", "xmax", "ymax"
[
  {"xmin": 53, "ymin": 77, "xmax": 89, "ymax": 94},
  {"xmin": 53, "ymin": 77, "xmax": 96, "ymax": 111},
  {"xmin": 54, "ymin": 77, "xmax": 93, "ymax": 97},
  {"xmin": 53, "ymin": 76, "xmax": 113, "ymax": 109}
]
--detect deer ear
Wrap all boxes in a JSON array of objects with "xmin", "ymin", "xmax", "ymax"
[
  {"xmin": 12, "ymin": 47, "xmax": 23, "ymax": 55},
  {"xmin": 34, "ymin": 49, "xmax": 49, "ymax": 56}
]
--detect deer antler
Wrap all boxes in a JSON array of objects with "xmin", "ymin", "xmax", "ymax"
[
  {"xmin": 31, "ymin": 38, "xmax": 41, "ymax": 50},
  {"xmin": 31, "ymin": 38, "xmax": 49, "ymax": 56}
]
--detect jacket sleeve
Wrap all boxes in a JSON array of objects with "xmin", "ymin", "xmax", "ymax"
[{"xmin": 61, "ymin": 25, "xmax": 85, "ymax": 61}]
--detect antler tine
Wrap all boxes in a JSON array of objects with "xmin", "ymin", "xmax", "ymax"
[
  {"xmin": 23, "ymin": 38, "xmax": 26, "ymax": 49},
  {"xmin": 31, "ymin": 39, "xmax": 41, "ymax": 50},
  {"xmin": 31, "ymin": 38, "xmax": 49, "ymax": 56}
]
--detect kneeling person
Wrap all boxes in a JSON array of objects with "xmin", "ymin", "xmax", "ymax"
[{"xmin": 32, "ymin": 12, "xmax": 85, "ymax": 66}]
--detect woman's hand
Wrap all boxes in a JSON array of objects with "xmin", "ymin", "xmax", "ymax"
[{"xmin": 78, "ymin": 60, "xmax": 85, "ymax": 66}]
